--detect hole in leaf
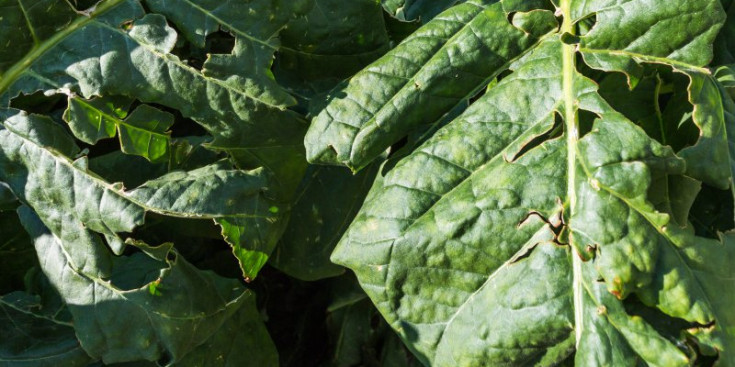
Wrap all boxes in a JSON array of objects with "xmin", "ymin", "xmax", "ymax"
[
  {"xmin": 388, "ymin": 136, "xmax": 409, "ymax": 158},
  {"xmin": 206, "ymin": 30, "xmax": 237, "ymax": 55},
  {"xmin": 382, "ymin": 12, "xmax": 421, "ymax": 45},
  {"xmin": 506, "ymin": 11, "xmax": 518, "ymax": 25},
  {"xmin": 80, "ymin": 133, "xmax": 121, "ymax": 157},
  {"xmin": 689, "ymin": 183, "xmax": 735, "ymax": 238},
  {"xmin": 157, "ymin": 352, "xmax": 173, "ymax": 366},
  {"xmin": 575, "ymin": 53, "xmax": 606, "ymax": 81},
  {"xmin": 496, "ymin": 69, "xmax": 513, "ymax": 83},
  {"xmin": 143, "ymin": 101, "xmax": 209, "ymax": 138},
  {"xmin": 129, "ymin": 214, "xmax": 245, "ymax": 278},
  {"xmin": 165, "ymin": 251, "xmax": 176, "ymax": 262},
  {"xmin": 512, "ymin": 112, "xmax": 563, "ymax": 161},
  {"xmin": 575, "ymin": 13, "xmax": 597, "ymax": 36},
  {"xmin": 577, "ymin": 109, "xmax": 597, "ymax": 138},
  {"xmin": 9, "ymin": 91, "xmax": 65, "ymax": 115},
  {"xmin": 70, "ymin": 0, "xmax": 99, "ymax": 11},
  {"xmin": 106, "ymin": 247, "xmax": 166, "ymax": 291},
  {"xmin": 596, "ymin": 68, "xmax": 698, "ymax": 150},
  {"xmin": 623, "ymin": 294, "xmax": 698, "ymax": 335},
  {"xmin": 691, "ymin": 344, "xmax": 719, "ymax": 367},
  {"xmin": 468, "ymin": 84, "xmax": 487, "ymax": 104},
  {"xmin": 172, "ymin": 30, "xmax": 237, "ymax": 70},
  {"xmin": 623, "ymin": 294, "xmax": 716, "ymax": 362}
]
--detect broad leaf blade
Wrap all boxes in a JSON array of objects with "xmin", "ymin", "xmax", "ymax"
[
  {"xmin": 0, "ymin": 292, "xmax": 93, "ymax": 367},
  {"xmin": 304, "ymin": 0, "xmax": 558, "ymax": 171},
  {"xmin": 64, "ymin": 96, "xmax": 174, "ymax": 163},
  {"xmin": 274, "ymin": 0, "xmax": 391, "ymax": 96},
  {"xmin": 331, "ymin": 1, "xmax": 734, "ymax": 365},
  {"xmin": 173, "ymin": 292, "xmax": 278, "ymax": 367},
  {"xmin": 0, "ymin": 0, "xmax": 307, "ymax": 198},
  {"xmin": 127, "ymin": 162, "xmax": 285, "ymax": 279},
  {"xmin": 271, "ymin": 163, "xmax": 380, "ymax": 281},
  {"xmin": 0, "ymin": 0, "xmax": 78, "ymax": 74},
  {"xmin": 18, "ymin": 206, "xmax": 251, "ymax": 364}
]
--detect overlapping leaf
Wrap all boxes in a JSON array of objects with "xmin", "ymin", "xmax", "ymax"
[
  {"xmin": 64, "ymin": 96, "xmax": 174, "ymax": 163},
  {"xmin": 382, "ymin": 0, "xmax": 467, "ymax": 23},
  {"xmin": 305, "ymin": 0, "xmax": 559, "ymax": 171},
  {"xmin": 274, "ymin": 0, "xmax": 391, "ymax": 97},
  {"xmin": 0, "ymin": 291, "xmax": 91, "ymax": 367},
  {"xmin": 0, "ymin": 0, "xmax": 323, "ymax": 280},
  {"xmin": 2, "ymin": 0, "xmax": 734, "ymax": 365}
]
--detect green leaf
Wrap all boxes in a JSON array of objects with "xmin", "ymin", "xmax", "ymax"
[
  {"xmin": 0, "ymin": 110, "xmax": 287, "ymax": 280},
  {"xmin": 0, "ymin": 291, "xmax": 93, "ymax": 367},
  {"xmin": 271, "ymin": 162, "xmax": 381, "ymax": 281},
  {"xmin": 382, "ymin": 0, "xmax": 467, "ymax": 23},
  {"xmin": 18, "ymin": 205, "xmax": 253, "ymax": 365},
  {"xmin": 0, "ymin": 109, "xmax": 144, "ymax": 256},
  {"xmin": 0, "ymin": 0, "xmax": 78, "ymax": 74},
  {"xmin": 64, "ymin": 96, "xmax": 174, "ymax": 163},
  {"xmin": 174, "ymin": 292, "xmax": 278, "ymax": 367},
  {"xmin": 274, "ymin": 0, "xmax": 391, "ymax": 97},
  {"xmin": 0, "ymin": 6, "xmax": 313, "ymax": 293},
  {"xmin": 0, "ymin": 0, "xmax": 307, "ymax": 197},
  {"xmin": 715, "ymin": 0, "xmax": 735, "ymax": 65},
  {"xmin": 305, "ymin": 0, "xmax": 558, "ymax": 171},
  {"xmin": 0, "ymin": 210, "xmax": 35, "ymax": 294},
  {"xmin": 127, "ymin": 161, "xmax": 285, "ymax": 279},
  {"xmin": 330, "ymin": 1, "xmax": 734, "ymax": 365},
  {"xmin": 144, "ymin": 0, "xmax": 310, "ymax": 49},
  {"xmin": 326, "ymin": 297, "xmax": 376, "ymax": 367},
  {"xmin": 677, "ymin": 74, "xmax": 735, "ymax": 192}
]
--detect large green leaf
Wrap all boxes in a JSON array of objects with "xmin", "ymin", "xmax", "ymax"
[
  {"xmin": 274, "ymin": 0, "xmax": 391, "ymax": 97},
  {"xmin": 17, "ymin": 204, "xmax": 262, "ymax": 365},
  {"xmin": 175, "ymin": 292, "xmax": 278, "ymax": 367},
  {"xmin": 271, "ymin": 163, "xmax": 381, "ymax": 281},
  {"xmin": 0, "ymin": 109, "xmax": 284, "ymax": 279},
  {"xmin": 0, "ymin": 0, "xmax": 307, "ymax": 197},
  {"xmin": 0, "ymin": 209, "xmax": 34, "ymax": 294},
  {"xmin": 0, "ymin": 0, "xmax": 78, "ymax": 74},
  {"xmin": 0, "ymin": 290, "xmax": 92, "ymax": 367},
  {"xmin": 330, "ymin": 0, "xmax": 734, "ymax": 365},
  {"xmin": 140, "ymin": 0, "xmax": 313, "ymax": 197},
  {"xmin": 305, "ymin": 0, "xmax": 559, "ymax": 171}
]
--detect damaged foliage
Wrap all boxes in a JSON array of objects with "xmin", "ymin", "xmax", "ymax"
[{"xmin": 1, "ymin": 0, "xmax": 734, "ymax": 366}]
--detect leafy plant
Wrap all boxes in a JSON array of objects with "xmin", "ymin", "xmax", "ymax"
[
  {"xmin": 309, "ymin": 0, "xmax": 735, "ymax": 366},
  {"xmin": 0, "ymin": 0, "xmax": 734, "ymax": 366}
]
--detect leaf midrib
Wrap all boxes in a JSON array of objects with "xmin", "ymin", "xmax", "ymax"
[
  {"xmin": 559, "ymin": 0, "xmax": 585, "ymax": 352},
  {"xmin": 1, "ymin": 0, "xmax": 295, "ymax": 112},
  {"xmin": 0, "ymin": 0, "xmax": 127, "ymax": 96},
  {"xmin": 1, "ymin": 122, "xmax": 275, "ymax": 220}
]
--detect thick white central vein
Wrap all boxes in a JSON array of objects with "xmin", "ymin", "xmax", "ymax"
[{"xmin": 559, "ymin": 0, "xmax": 584, "ymax": 349}]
